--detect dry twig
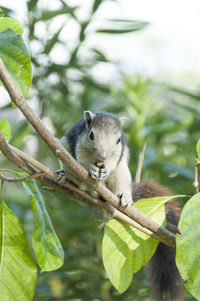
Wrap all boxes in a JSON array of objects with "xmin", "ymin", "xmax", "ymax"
[
  {"xmin": 193, "ymin": 161, "xmax": 199, "ymax": 194},
  {"xmin": 135, "ymin": 142, "xmax": 147, "ymax": 184}
]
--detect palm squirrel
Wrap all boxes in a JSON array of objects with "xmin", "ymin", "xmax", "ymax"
[
  {"xmin": 59, "ymin": 111, "xmax": 183, "ymax": 301},
  {"xmin": 60, "ymin": 111, "xmax": 133, "ymax": 207}
]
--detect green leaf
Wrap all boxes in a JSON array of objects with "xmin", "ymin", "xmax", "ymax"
[
  {"xmin": 27, "ymin": 0, "xmax": 39, "ymax": 11},
  {"xmin": 92, "ymin": 48, "xmax": 109, "ymax": 62},
  {"xmin": 0, "ymin": 17, "xmax": 23, "ymax": 35},
  {"xmin": 170, "ymin": 86, "xmax": 200, "ymax": 101},
  {"xmin": 102, "ymin": 219, "xmax": 158, "ymax": 293},
  {"xmin": 196, "ymin": 139, "xmax": 200, "ymax": 160},
  {"xmin": 0, "ymin": 119, "xmax": 10, "ymax": 142},
  {"xmin": 39, "ymin": 7, "xmax": 77, "ymax": 21},
  {"xmin": 97, "ymin": 19, "xmax": 149, "ymax": 34},
  {"xmin": 0, "ymin": 28, "xmax": 32, "ymax": 97},
  {"xmin": 0, "ymin": 183, "xmax": 37, "ymax": 301},
  {"xmin": 134, "ymin": 195, "xmax": 186, "ymax": 217},
  {"xmin": 0, "ymin": 7, "xmax": 13, "ymax": 18},
  {"xmin": 92, "ymin": 0, "xmax": 103, "ymax": 12},
  {"xmin": 43, "ymin": 25, "xmax": 63, "ymax": 54},
  {"xmin": 176, "ymin": 193, "xmax": 200, "ymax": 300},
  {"xmin": 23, "ymin": 180, "xmax": 64, "ymax": 272},
  {"xmin": 102, "ymin": 195, "xmax": 182, "ymax": 293}
]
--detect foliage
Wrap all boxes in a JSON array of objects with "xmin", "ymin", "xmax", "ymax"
[
  {"xmin": 23, "ymin": 179, "xmax": 64, "ymax": 272},
  {"xmin": 0, "ymin": 0, "xmax": 200, "ymax": 300},
  {"xmin": 196, "ymin": 139, "xmax": 200, "ymax": 163},
  {"xmin": 0, "ymin": 119, "xmax": 10, "ymax": 143},
  {"xmin": 96, "ymin": 19, "xmax": 149, "ymax": 34},
  {"xmin": 0, "ymin": 183, "xmax": 37, "ymax": 301},
  {"xmin": 0, "ymin": 17, "xmax": 32, "ymax": 97},
  {"xmin": 103, "ymin": 195, "xmax": 176, "ymax": 293},
  {"xmin": 176, "ymin": 193, "xmax": 200, "ymax": 300}
]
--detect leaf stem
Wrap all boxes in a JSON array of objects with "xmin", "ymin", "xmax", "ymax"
[
  {"xmin": 0, "ymin": 181, "xmax": 5, "ymax": 277},
  {"xmin": 0, "ymin": 181, "xmax": 4, "ymax": 203},
  {"xmin": 193, "ymin": 161, "xmax": 199, "ymax": 194}
]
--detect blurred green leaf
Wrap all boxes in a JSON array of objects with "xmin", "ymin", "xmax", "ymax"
[
  {"xmin": 102, "ymin": 195, "xmax": 182, "ymax": 293},
  {"xmin": 170, "ymin": 86, "xmax": 200, "ymax": 101},
  {"xmin": 143, "ymin": 114, "xmax": 193, "ymax": 136},
  {"xmin": 92, "ymin": 0, "xmax": 103, "ymax": 12},
  {"xmin": 0, "ymin": 118, "xmax": 10, "ymax": 142},
  {"xmin": 0, "ymin": 6, "xmax": 13, "ymax": 17},
  {"xmin": 0, "ymin": 28, "xmax": 32, "ymax": 97},
  {"xmin": 43, "ymin": 25, "xmax": 64, "ymax": 54},
  {"xmin": 97, "ymin": 19, "xmax": 149, "ymax": 34},
  {"xmin": 0, "ymin": 17, "xmax": 23, "ymax": 35},
  {"xmin": 92, "ymin": 48, "xmax": 110, "ymax": 62},
  {"xmin": 23, "ymin": 180, "xmax": 64, "ymax": 272},
  {"xmin": 196, "ymin": 139, "xmax": 200, "ymax": 159},
  {"xmin": 176, "ymin": 193, "xmax": 200, "ymax": 301},
  {"xmin": 0, "ymin": 183, "xmax": 37, "ymax": 301},
  {"xmin": 82, "ymin": 75, "xmax": 110, "ymax": 93},
  {"xmin": 163, "ymin": 163, "xmax": 194, "ymax": 180},
  {"xmin": 27, "ymin": 0, "xmax": 39, "ymax": 11},
  {"xmin": 39, "ymin": 7, "xmax": 77, "ymax": 21}
]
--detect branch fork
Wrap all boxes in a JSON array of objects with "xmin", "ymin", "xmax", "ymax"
[{"xmin": 0, "ymin": 58, "xmax": 176, "ymax": 248}]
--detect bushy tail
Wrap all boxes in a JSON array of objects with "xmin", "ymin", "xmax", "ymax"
[{"xmin": 132, "ymin": 181, "xmax": 184, "ymax": 301}]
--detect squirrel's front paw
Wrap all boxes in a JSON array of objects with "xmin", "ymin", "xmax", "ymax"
[
  {"xmin": 55, "ymin": 169, "xmax": 67, "ymax": 184},
  {"xmin": 118, "ymin": 193, "xmax": 133, "ymax": 207},
  {"xmin": 90, "ymin": 163, "xmax": 107, "ymax": 180}
]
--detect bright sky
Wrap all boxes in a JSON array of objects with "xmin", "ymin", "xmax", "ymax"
[{"xmin": 1, "ymin": 0, "xmax": 200, "ymax": 88}]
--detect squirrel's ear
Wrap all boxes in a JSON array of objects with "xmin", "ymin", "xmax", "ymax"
[
  {"xmin": 84, "ymin": 111, "xmax": 95, "ymax": 128},
  {"xmin": 119, "ymin": 116, "xmax": 127, "ymax": 126}
]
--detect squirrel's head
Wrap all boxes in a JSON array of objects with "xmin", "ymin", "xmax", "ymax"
[{"xmin": 83, "ymin": 111, "xmax": 127, "ymax": 162}]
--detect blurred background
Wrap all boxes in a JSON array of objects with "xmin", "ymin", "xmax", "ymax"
[{"xmin": 0, "ymin": 0, "xmax": 200, "ymax": 300}]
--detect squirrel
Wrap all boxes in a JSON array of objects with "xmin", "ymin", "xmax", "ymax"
[
  {"xmin": 60, "ymin": 111, "xmax": 133, "ymax": 208},
  {"xmin": 59, "ymin": 111, "xmax": 184, "ymax": 301}
]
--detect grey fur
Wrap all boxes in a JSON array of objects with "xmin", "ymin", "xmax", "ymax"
[{"xmin": 60, "ymin": 111, "xmax": 133, "ymax": 207}]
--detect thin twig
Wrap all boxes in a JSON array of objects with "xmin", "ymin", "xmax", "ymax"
[
  {"xmin": 0, "ymin": 171, "xmax": 45, "ymax": 183},
  {"xmin": 0, "ymin": 131, "xmax": 35, "ymax": 175},
  {"xmin": 9, "ymin": 144, "xmax": 56, "ymax": 179},
  {"xmin": 135, "ymin": 142, "xmax": 147, "ymax": 184},
  {"xmin": 193, "ymin": 161, "xmax": 199, "ymax": 194}
]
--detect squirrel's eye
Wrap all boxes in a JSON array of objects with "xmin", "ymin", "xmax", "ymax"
[
  {"xmin": 116, "ymin": 137, "xmax": 121, "ymax": 144},
  {"xmin": 89, "ymin": 131, "xmax": 94, "ymax": 140}
]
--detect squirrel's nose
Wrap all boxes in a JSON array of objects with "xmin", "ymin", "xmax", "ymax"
[{"xmin": 99, "ymin": 152, "xmax": 107, "ymax": 160}]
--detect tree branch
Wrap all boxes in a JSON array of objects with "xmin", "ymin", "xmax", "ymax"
[
  {"xmin": 0, "ymin": 58, "xmax": 176, "ymax": 248},
  {"xmin": 0, "ymin": 134, "xmax": 169, "ymax": 244}
]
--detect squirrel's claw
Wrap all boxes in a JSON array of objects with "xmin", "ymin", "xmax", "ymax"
[
  {"xmin": 118, "ymin": 192, "xmax": 133, "ymax": 207},
  {"xmin": 90, "ymin": 163, "xmax": 107, "ymax": 180},
  {"xmin": 55, "ymin": 169, "xmax": 67, "ymax": 184}
]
